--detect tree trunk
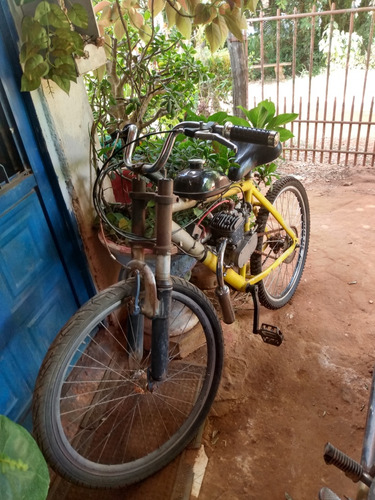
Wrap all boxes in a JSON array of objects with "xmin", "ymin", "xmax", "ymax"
[{"xmin": 227, "ymin": 31, "xmax": 249, "ymax": 117}]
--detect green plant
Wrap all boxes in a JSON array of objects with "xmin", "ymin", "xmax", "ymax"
[
  {"xmin": 130, "ymin": 101, "xmax": 297, "ymax": 182},
  {"xmin": 87, "ymin": 0, "xmax": 262, "ymax": 167},
  {"xmin": 98, "ymin": 99, "xmax": 297, "ymax": 242},
  {"xmin": 319, "ymin": 21, "xmax": 375, "ymax": 69},
  {"xmin": 0, "ymin": 415, "xmax": 49, "ymax": 500},
  {"xmin": 86, "ymin": 26, "xmax": 206, "ymax": 142},
  {"xmin": 196, "ymin": 48, "xmax": 232, "ymax": 115},
  {"xmin": 228, "ymin": 99, "xmax": 298, "ymax": 184},
  {"xmin": 17, "ymin": 0, "xmax": 89, "ymax": 94},
  {"xmin": 133, "ymin": 111, "xmax": 238, "ymax": 178}
]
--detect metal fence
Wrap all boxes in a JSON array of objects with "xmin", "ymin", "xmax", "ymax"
[{"xmin": 247, "ymin": 4, "xmax": 375, "ymax": 166}]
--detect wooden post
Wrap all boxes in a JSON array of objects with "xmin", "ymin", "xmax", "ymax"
[{"xmin": 227, "ymin": 31, "xmax": 249, "ymax": 117}]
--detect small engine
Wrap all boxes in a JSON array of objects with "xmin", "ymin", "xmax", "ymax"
[
  {"xmin": 209, "ymin": 208, "xmax": 258, "ymax": 268},
  {"xmin": 209, "ymin": 210, "xmax": 245, "ymax": 244}
]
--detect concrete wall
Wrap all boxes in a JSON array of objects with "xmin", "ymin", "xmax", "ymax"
[{"xmin": 33, "ymin": 79, "xmax": 120, "ymax": 290}]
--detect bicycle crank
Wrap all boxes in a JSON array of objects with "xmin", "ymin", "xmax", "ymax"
[{"xmin": 248, "ymin": 284, "xmax": 284, "ymax": 346}]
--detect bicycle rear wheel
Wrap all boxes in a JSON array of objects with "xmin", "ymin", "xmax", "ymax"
[
  {"xmin": 250, "ymin": 176, "xmax": 310, "ymax": 309},
  {"xmin": 33, "ymin": 276, "xmax": 223, "ymax": 489}
]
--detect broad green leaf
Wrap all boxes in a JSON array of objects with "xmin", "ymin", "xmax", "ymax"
[
  {"xmin": 21, "ymin": 17, "xmax": 47, "ymax": 45},
  {"xmin": 259, "ymin": 99, "xmax": 276, "ymax": 116},
  {"xmin": 223, "ymin": 9, "xmax": 243, "ymax": 41},
  {"xmin": 34, "ymin": 1, "xmax": 50, "ymax": 23},
  {"xmin": 237, "ymin": 105, "xmax": 254, "ymax": 123},
  {"xmin": 20, "ymin": 42, "xmax": 42, "ymax": 64},
  {"xmin": 68, "ymin": 4, "xmax": 89, "ymax": 29},
  {"xmin": 276, "ymin": 128, "xmax": 295, "ymax": 142},
  {"xmin": 257, "ymin": 106, "xmax": 272, "ymax": 128},
  {"xmin": 118, "ymin": 217, "xmax": 131, "ymax": 230},
  {"xmin": 68, "ymin": 30, "xmax": 85, "ymax": 56},
  {"xmin": 184, "ymin": 109, "xmax": 202, "ymax": 121},
  {"xmin": 165, "ymin": 2, "xmax": 177, "ymax": 27},
  {"xmin": 24, "ymin": 54, "xmax": 49, "ymax": 79},
  {"xmin": 129, "ymin": 7, "xmax": 144, "ymax": 29},
  {"xmin": 205, "ymin": 16, "xmax": 227, "ymax": 52},
  {"xmin": 176, "ymin": 11, "xmax": 192, "ymax": 39},
  {"xmin": 243, "ymin": 0, "xmax": 259, "ymax": 12},
  {"xmin": 104, "ymin": 33, "xmax": 112, "ymax": 58},
  {"xmin": 226, "ymin": 115, "xmax": 250, "ymax": 127},
  {"xmin": 148, "ymin": 0, "xmax": 165, "ymax": 17},
  {"xmin": 93, "ymin": 63, "xmax": 107, "ymax": 81},
  {"xmin": 114, "ymin": 18, "xmax": 126, "ymax": 39},
  {"xmin": 208, "ymin": 111, "xmax": 229, "ymax": 123},
  {"xmin": 268, "ymin": 112, "xmax": 299, "ymax": 128},
  {"xmin": 50, "ymin": 39, "xmax": 76, "ymax": 58},
  {"xmin": 47, "ymin": 4, "xmax": 70, "ymax": 28},
  {"xmin": 194, "ymin": 4, "xmax": 215, "ymax": 25},
  {"xmin": 54, "ymin": 29, "xmax": 85, "ymax": 55},
  {"xmin": 205, "ymin": 22, "xmax": 221, "ymax": 53},
  {"xmin": 21, "ymin": 73, "xmax": 42, "ymax": 92},
  {"xmin": 247, "ymin": 107, "xmax": 258, "ymax": 126},
  {"xmin": 52, "ymin": 61, "xmax": 77, "ymax": 81},
  {"xmin": 0, "ymin": 416, "xmax": 49, "ymax": 499},
  {"xmin": 139, "ymin": 23, "xmax": 152, "ymax": 43},
  {"xmin": 245, "ymin": 100, "xmax": 275, "ymax": 127},
  {"xmin": 49, "ymin": 71, "xmax": 72, "ymax": 94},
  {"xmin": 97, "ymin": 4, "xmax": 114, "ymax": 28}
]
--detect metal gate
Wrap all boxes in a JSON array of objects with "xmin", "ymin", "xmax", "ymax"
[{"xmin": 248, "ymin": 4, "xmax": 375, "ymax": 166}]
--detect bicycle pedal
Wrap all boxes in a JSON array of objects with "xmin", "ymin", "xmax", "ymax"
[{"xmin": 258, "ymin": 324, "xmax": 283, "ymax": 346}]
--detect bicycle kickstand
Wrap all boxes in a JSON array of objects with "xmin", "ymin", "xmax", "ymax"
[{"xmin": 249, "ymin": 285, "xmax": 284, "ymax": 347}]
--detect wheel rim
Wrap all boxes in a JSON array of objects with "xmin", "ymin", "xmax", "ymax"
[
  {"xmin": 52, "ymin": 290, "xmax": 216, "ymax": 477},
  {"xmin": 259, "ymin": 185, "xmax": 307, "ymax": 301}
]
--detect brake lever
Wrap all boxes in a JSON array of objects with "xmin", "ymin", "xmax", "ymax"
[{"xmin": 193, "ymin": 131, "xmax": 238, "ymax": 152}]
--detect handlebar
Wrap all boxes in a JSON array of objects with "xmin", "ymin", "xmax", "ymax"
[
  {"xmin": 122, "ymin": 121, "xmax": 280, "ymax": 175},
  {"xmin": 213, "ymin": 122, "xmax": 280, "ymax": 147}
]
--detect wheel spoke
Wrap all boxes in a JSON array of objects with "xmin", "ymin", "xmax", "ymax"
[
  {"xmin": 251, "ymin": 177, "xmax": 310, "ymax": 308},
  {"xmin": 33, "ymin": 278, "xmax": 223, "ymax": 488}
]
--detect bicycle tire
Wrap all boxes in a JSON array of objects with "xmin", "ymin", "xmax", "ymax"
[
  {"xmin": 33, "ymin": 276, "xmax": 223, "ymax": 489},
  {"xmin": 250, "ymin": 176, "xmax": 310, "ymax": 309}
]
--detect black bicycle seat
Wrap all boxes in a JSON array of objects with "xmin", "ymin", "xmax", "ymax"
[{"xmin": 228, "ymin": 141, "xmax": 283, "ymax": 181}]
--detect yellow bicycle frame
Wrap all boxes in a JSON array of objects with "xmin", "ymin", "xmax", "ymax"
[{"xmin": 172, "ymin": 178, "xmax": 299, "ymax": 293}]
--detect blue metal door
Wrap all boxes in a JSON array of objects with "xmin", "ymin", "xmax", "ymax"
[
  {"xmin": 0, "ymin": 3, "xmax": 94, "ymax": 427},
  {"xmin": 0, "ymin": 176, "xmax": 79, "ymax": 425}
]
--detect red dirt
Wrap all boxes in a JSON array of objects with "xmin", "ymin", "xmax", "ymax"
[
  {"xmin": 198, "ymin": 163, "xmax": 375, "ymax": 500},
  {"xmin": 48, "ymin": 163, "xmax": 375, "ymax": 500}
]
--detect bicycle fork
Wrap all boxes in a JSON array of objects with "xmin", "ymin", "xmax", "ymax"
[
  {"xmin": 130, "ymin": 178, "xmax": 174, "ymax": 384},
  {"xmin": 150, "ymin": 178, "xmax": 175, "ymax": 383}
]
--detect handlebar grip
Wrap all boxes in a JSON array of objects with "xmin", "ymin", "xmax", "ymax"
[{"xmin": 225, "ymin": 124, "xmax": 280, "ymax": 147}]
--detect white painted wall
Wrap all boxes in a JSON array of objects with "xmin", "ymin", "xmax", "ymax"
[
  {"xmin": 34, "ymin": 78, "xmax": 95, "ymax": 219},
  {"xmin": 29, "ymin": 78, "xmax": 120, "ymax": 290}
]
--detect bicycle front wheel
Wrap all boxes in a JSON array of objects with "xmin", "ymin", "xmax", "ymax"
[
  {"xmin": 250, "ymin": 176, "xmax": 310, "ymax": 309},
  {"xmin": 33, "ymin": 276, "xmax": 223, "ymax": 489}
]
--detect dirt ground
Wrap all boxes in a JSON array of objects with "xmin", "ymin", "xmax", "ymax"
[
  {"xmin": 197, "ymin": 162, "xmax": 375, "ymax": 500},
  {"xmin": 48, "ymin": 162, "xmax": 375, "ymax": 500}
]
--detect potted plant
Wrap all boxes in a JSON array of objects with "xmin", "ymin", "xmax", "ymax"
[{"xmin": 96, "ymin": 102, "xmax": 297, "ymax": 278}]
